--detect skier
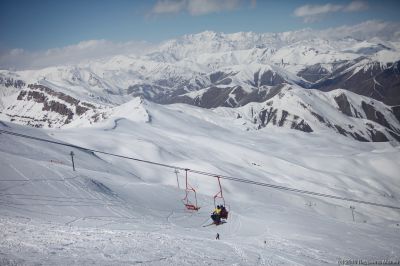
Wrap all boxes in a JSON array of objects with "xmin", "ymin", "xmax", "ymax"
[{"xmin": 216, "ymin": 233, "xmax": 220, "ymax": 240}]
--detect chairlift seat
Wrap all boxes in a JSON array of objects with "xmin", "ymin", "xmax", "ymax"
[{"xmin": 185, "ymin": 204, "xmax": 200, "ymax": 211}]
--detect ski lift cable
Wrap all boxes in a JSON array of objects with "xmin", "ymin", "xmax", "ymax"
[{"xmin": 1, "ymin": 129, "xmax": 400, "ymax": 210}]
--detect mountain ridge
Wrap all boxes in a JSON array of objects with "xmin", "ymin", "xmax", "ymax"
[{"xmin": 1, "ymin": 29, "xmax": 400, "ymax": 143}]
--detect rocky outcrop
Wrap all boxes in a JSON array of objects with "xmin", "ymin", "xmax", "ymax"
[
  {"xmin": 226, "ymin": 87, "xmax": 400, "ymax": 143},
  {"xmin": 160, "ymin": 84, "xmax": 286, "ymax": 109},
  {"xmin": 298, "ymin": 64, "xmax": 330, "ymax": 83},
  {"xmin": 7, "ymin": 84, "xmax": 96, "ymax": 127},
  {"xmin": 210, "ymin": 71, "xmax": 235, "ymax": 85},
  {"xmin": 392, "ymin": 106, "xmax": 400, "ymax": 123},
  {"xmin": 0, "ymin": 76, "xmax": 25, "ymax": 89},
  {"xmin": 313, "ymin": 60, "xmax": 400, "ymax": 106},
  {"xmin": 334, "ymin": 94, "xmax": 353, "ymax": 117},
  {"xmin": 332, "ymin": 93, "xmax": 400, "ymax": 139},
  {"xmin": 253, "ymin": 70, "xmax": 286, "ymax": 86},
  {"xmin": 27, "ymin": 84, "xmax": 80, "ymax": 106},
  {"xmin": 361, "ymin": 101, "xmax": 391, "ymax": 129},
  {"xmin": 251, "ymin": 104, "xmax": 313, "ymax": 133}
]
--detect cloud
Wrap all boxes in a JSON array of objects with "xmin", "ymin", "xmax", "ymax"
[
  {"xmin": 150, "ymin": 0, "xmax": 247, "ymax": 16},
  {"xmin": 294, "ymin": 3, "xmax": 342, "ymax": 23},
  {"xmin": 151, "ymin": 0, "xmax": 186, "ymax": 14},
  {"xmin": 0, "ymin": 40, "xmax": 154, "ymax": 70},
  {"xmin": 187, "ymin": 0, "xmax": 240, "ymax": 15},
  {"xmin": 294, "ymin": 1, "xmax": 369, "ymax": 23},
  {"xmin": 343, "ymin": 0, "xmax": 368, "ymax": 12},
  {"xmin": 9, "ymin": 48, "xmax": 24, "ymax": 56},
  {"xmin": 318, "ymin": 20, "xmax": 400, "ymax": 41}
]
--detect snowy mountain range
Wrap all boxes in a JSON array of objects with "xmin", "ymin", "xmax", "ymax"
[{"xmin": 1, "ymin": 29, "xmax": 400, "ymax": 143}]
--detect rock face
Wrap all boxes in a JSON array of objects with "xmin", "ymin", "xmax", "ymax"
[
  {"xmin": 0, "ymin": 76, "xmax": 25, "ymax": 89},
  {"xmin": 334, "ymin": 94, "xmax": 354, "ymax": 117},
  {"xmin": 160, "ymin": 84, "xmax": 286, "ymax": 109},
  {"xmin": 313, "ymin": 60, "xmax": 400, "ymax": 106},
  {"xmin": 297, "ymin": 64, "xmax": 330, "ymax": 83},
  {"xmin": 215, "ymin": 86, "xmax": 400, "ymax": 142},
  {"xmin": 1, "ymin": 84, "xmax": 96, "ymax": 128},
  {"xmin": 256, "ymin": 107, "xmax": 313, "ymax": 133}
]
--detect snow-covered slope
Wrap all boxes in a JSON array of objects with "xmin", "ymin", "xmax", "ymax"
[{"xmin": 1, "ymin": 98, "xmax": 400, "ymax": 264}]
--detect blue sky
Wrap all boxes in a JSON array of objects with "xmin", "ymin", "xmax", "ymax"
[{"xmin": 1, "ymin": 0, "xmax": 399, "ymax": 52}]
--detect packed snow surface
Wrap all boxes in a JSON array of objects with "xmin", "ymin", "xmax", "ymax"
[{"xmin": 1, "ymin": 100, "xmax": 400, "ymax": 265}]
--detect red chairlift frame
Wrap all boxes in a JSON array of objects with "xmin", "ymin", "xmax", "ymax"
[
  {"xmin": 182, "ymin": 169, "xmax": 200, "ymax": 211},
  {"xmin": 213, "ymin": 176, "xmax": 226, "ymax": 207},
  {"xmin": 214, "ymin": 176, "xmax": 229, "ymax": 220}
]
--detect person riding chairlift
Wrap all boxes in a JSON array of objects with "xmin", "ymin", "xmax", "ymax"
[
  {"xmin": 212, "ymin": 205, "xmax": 229, "ymax": 225},
  {"xmin": 220, "ymin": 205, "xmax": 228, "ymax": 219},
  {"xmin": 211, "ymin": 205, "xmax": 222, "ymax": 224}
]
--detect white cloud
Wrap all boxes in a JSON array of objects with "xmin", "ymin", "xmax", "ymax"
[
  {"xmin": 294, "ymin": 3, "xmax": 342, "ymax": 17},
  {"xmin": 151, "ymin": 0, "xmax": 186, "ymax": 14},
  {"xmin": 343, "ymin": 0, "xmax": 368, "ymax": 12},
  {"xmin": 150, "ymin": 0, "xmax": 245, "ymax": 16},
  {"xmin": 318, "ymin": 20, "xmax": 400, "ymax": 40},
  {"xmin": 294, "ymin": 1, "xmax": 369, "ymax": 23},
  {"xmin": 9, "ymin": 48, "xmax": 24, "ymax": 56},
  {"xmin": 187, "ymin": 0, "xmax": 240, "ymax": 15},
  {"xmin": 0, "ymin": 40, "xmax": 154, "ymax": 70}
]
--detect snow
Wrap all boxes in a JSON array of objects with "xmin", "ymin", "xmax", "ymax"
[
  {"xmin": 372, "ymin": 49, "xmax": 400, "ymax": 64},
  {"xmin": 1, "ymin": 97, "xmax": 400, "ymax": 265}
]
